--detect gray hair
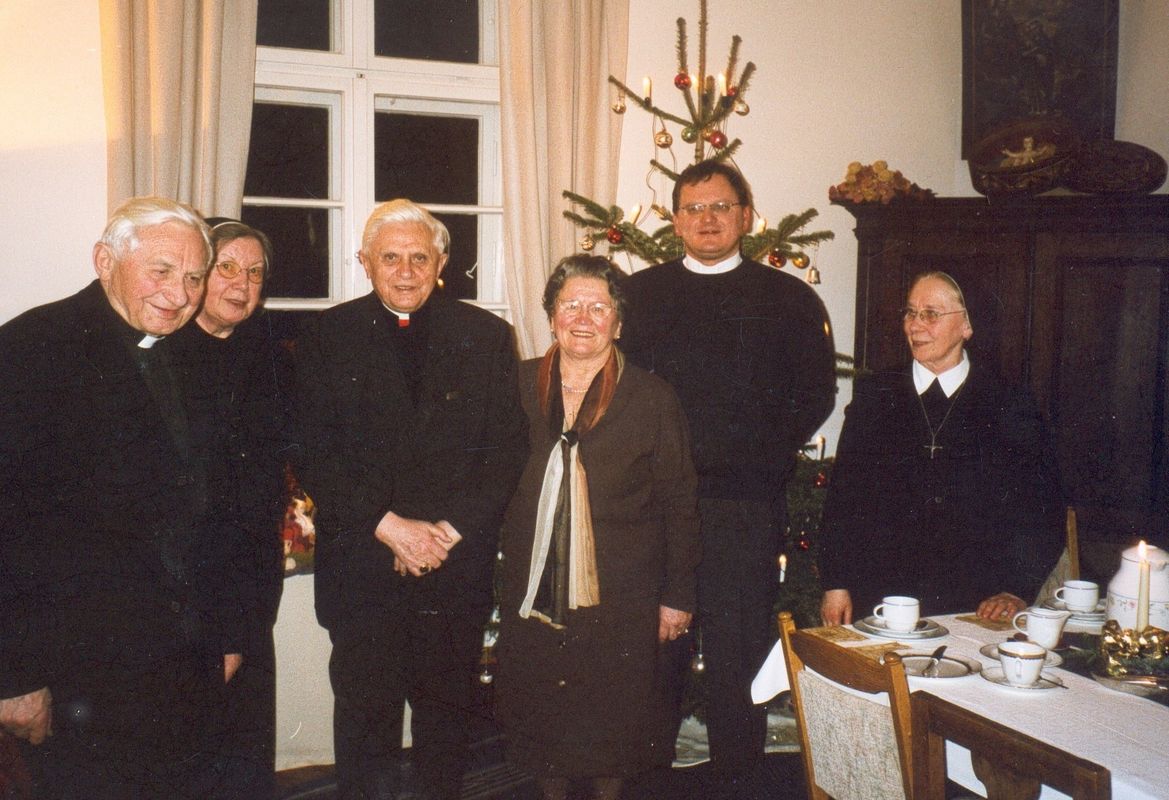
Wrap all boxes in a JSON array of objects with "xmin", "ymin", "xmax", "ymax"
[
  {"xmin": 542, "ymin": 255, "xmax": 630, "ymax": 323},
  {"xmin": 101, "ymin": 196, "xmax": 212, "ymax": 268},
  {"xmin": 362, "ymin": 199, "xmax": 449, "ymax": 255},
  {"xmin": 210, "ymin": 220, "xmax": 275, "ymax": 273}
]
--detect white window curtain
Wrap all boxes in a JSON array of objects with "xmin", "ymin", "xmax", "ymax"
[
  {"xmin": 500, "ymin": 0, "xmax": 629, "ymax": 357},
  {"xmin": 99, "ymin": 0, "xmax": 257, "ymax": 217}
]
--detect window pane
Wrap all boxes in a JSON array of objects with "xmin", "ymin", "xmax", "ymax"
[
  {"xmin": 434, "ymin": 213, "xmax": 477, "ymax": 300},
  {"xmin": 241, "ymin": 206, "xmax": 331, "ymax": 299},
  {"xmin": 374, "ymin": 113, "xmax": 478, "ymax": 205},
  {"xmin": 257, "ymin": 0, "xmax": 331, "ymax": 51},
  {"xmin": 246, "ymin": 103, "xmax": 330, "ymax": 199},
  {"xmin": 375, "ymin": 0, "xmax": 479, "ymax": 63}
]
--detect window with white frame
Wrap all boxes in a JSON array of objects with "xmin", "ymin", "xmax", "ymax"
[{"xmin": 245, "ymin": 0, "xmax": 504, "ymax": 316}]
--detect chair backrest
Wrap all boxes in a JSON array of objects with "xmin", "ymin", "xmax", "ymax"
[
  {"xmin": 778, "ymin": 611, "xmax": 916, "ymax": 800},
  {"xmin": 1035, "ymin": 506, "xmax": 1083, "ymax": 605},
  {"xmin": 913, "ymin": 692, "xmax": 1111, "ymax": 800}
]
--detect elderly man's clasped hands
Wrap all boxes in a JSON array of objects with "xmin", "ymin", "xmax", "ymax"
[{"xmin": 378, "ymin": 510, "xmax": 462, "ymax": 576}]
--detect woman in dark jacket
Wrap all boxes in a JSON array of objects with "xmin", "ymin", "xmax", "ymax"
[{"xmin": 496, "ymin": 256, "xmax": 701, "ymax": 800}]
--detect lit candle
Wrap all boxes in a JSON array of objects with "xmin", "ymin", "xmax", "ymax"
[
  {"xmin": 1137, "ymin": 540, "xmax": 1151, "ymax": 631},
  {"xmin": 754, "ymin": 217, "xmax": 768, "ymax": 235},
  {"xmin": 718, "ymin": 72, "xmax": 728, "ymax": 97},
  {"xmin": 816, "ymin": 435, "xmax": 826, "ymax": 461},
  {"xmin": 778, "ymin": 554, "xmax": 787, "ymax": 584},
  {"xmin": 642, "ymin": 76, "xmax": 652, "ymax": 103},
  {"xmin": 626, "ymin": 204, "xmax": 641, "ymax": 225}
]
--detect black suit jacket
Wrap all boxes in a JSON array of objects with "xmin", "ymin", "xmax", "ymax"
[
  {"xmin": 818, "ymin": 362, "xmax": 1064, "ymax": 615},
  {"xmin": 296, "ymin": 292, "xmax": 528, "ymax": 630},
  {"xmin": 0, "ymin": 282, "xmax": 243, "ymax": 701}
]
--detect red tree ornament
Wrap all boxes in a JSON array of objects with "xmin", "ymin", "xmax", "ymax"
[
  {"xmin": 674, "ymin": 72, "xmax": 692, "ymax": 89},
  {"xmin": 606, "ymin": 227, "xmax": 624, "ymax": 244},
  {"xmin": 767, "ymin": 249, "xmax": 787, "ymax": 268},
  {"xmin": 706, "ymin": 130, "xmax": 728, "ymax": 149}
]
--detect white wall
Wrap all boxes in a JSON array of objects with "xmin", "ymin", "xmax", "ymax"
[
  {"xmin": 2, "ymin": 0, "xmax": 1167, "ymax": 450},
  {"xmin": 614, "ymin": 0, "xmax": 1169, "ymax": 452},
  {"xmin": 0, "ymin": 0, "xmax": 107, "ymax": 324}
]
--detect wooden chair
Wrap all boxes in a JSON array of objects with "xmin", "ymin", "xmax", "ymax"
[
  {"xmin": 1035, "ymin": 506, "xmax": 1081, "ymax": 605},
  {"xmin": 778, "ymin": 611, "xmax": 917, "ymax": 800},
  {"xmin": 913, "ymin": 692, "xmax": 1111, "ymax": 800}
]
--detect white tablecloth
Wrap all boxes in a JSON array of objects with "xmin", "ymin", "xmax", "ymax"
[{"xmin": 862, "ymin": 614, "xmax": 1168, "ymax": 799}]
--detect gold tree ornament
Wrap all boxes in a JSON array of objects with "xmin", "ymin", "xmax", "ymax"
[
  {"xmin": 611, "ymin": 86, "xmax": 627, "ymax": 114},
  {"xmin": 655, "ymin": 128, "xmax": 674, "ymax": 148}
]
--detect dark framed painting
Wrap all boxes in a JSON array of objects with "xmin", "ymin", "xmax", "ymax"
[{"xmin": 961, "ymin": 0, "xmax": 1119, "ymax": 159}]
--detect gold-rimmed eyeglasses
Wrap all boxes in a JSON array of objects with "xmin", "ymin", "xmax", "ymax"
[
  {"xmin": 215, "ymin": 260, "xmax": 265, "ymax": 284},
  {"xmin": 901, "ymin": 307, "xmax": 965, "ymax": 324}
]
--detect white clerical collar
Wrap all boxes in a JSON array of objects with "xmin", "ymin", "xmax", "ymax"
[
  {"xmin": 138, "ymin": 334, "xmax": 163, "ymax": 349},
  {"xmin": 682, "ymin": 253, "xmax": 742, "ymax": 275},
  {"xmin": 381, "ymin": 302, "xmax": 411, "ymax": 328},
  {"xmin": 913, "ymin": 351, "xmax": 970, "ymax": 396}
]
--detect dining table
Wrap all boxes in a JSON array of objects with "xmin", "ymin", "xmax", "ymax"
[{"xmin": 836, "ymin": 612, "xmax": 1169, "ymax": 799}]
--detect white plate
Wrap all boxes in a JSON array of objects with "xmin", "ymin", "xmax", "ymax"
[
  {"xmin": 894, "ymin": 652, "xmax": 983, "ymax": 678},
  {"xmin": 1043, "ymin": 598, "xmax": 1106, "ymax": 621},
  {"xmin": 980, "ymin": 666, "xmax": 1065, "ymax": 691},
  {"xmin": 853, "ymin": 616, "xmax": 949, "ymax": 640},
  {"xmin": 979, "ymin": 642, "xmax": 1063, "ymax": 667}
]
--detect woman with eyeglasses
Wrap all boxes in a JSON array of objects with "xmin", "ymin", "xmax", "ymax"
[
  {"xmin": 172, "ymin": 218, "xmax": 293, "ymax": 798},
  {"xmin": 494, "ymin": 255, "xmax": 700, "ymax": 800},
  {"xmin": 818, "ymin": 271, "xmax": 1063, "ymax": 627}
]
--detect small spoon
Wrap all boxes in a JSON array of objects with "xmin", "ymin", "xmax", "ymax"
[{"xmin": 924, "ymin": 644, "xmax": 947, "ymax": 677}]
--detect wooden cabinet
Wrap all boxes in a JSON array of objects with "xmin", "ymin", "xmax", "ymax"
[{"xmin": 840, "ymin": 195, "xmax": 1169, "ymax": 543}]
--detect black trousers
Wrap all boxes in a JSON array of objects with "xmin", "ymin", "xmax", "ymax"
[
  {"xmin": 20, "ymin": 649, "xmax": 232, "ymax": 800},
  {"xmin": 328, "ymin": 600, "xmax": 487, "ymax": 800},
  {"xmin": 209, "ymin": 620, "xmax": 278, "ymax": 800},
  {"xmin": 693, "ymin": 497, "xmax": 782, "ymax": 781}
]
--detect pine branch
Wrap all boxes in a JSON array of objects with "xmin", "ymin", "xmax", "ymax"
[
  {"xmin": 773, "ymin": 208, "xmax": 820, "ymax": 238},
  {"xmin": 725, "ymin": 36, "xmax": 741, "ymax": 88},
  {"xmin": 738, "ymin": 62, "xmax": 757, "ymax": 95},
  {"xmin": 562, "ymin": 210, "xmax": 601, "ymax": 229},
  {"xmin": 675, "ymin": 18, "xmax": 700, "ymax": 124},
  {"xmin": 562, "ymin": 190, "xmax": 614, "ymax": 223},
  {"xmin": 650, "ymin": 159, "xmax": 681, "ymax": 183},
  {"xmin": 787, "ymin": 230, "xmax": 835, "ymax": 247},
  {"xmin": 697, "ymin": 0, "xmax": 709, "ymax": 107}
]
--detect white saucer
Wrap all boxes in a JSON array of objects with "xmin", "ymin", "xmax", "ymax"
[
  {"xmin": 1043, "ymin": 598, "xmax": 1106, "ymax": 621},
  {"xmin": 979, "ymin": 642, "xmax": 1063, "ymax": 667},
  {"xmin": 853, "ymin": 616, "xmax": 949, "ymax": 640},
  {"xmin": 980, "ymin": 666, "xmax": 1065, "ymax": 691},
  {"xmin": 896, "ymin": 652, "xmax": 982, "ymax": 678}
]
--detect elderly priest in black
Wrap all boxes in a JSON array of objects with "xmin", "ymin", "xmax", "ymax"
[
  {"xmin": 819, "ymin": 271, "xmax": 1063, "ymax": 626},
  {"xmin": 0, "ymin": 197, "xmax": 246, "ymax": 798},
  {"xmin": 296, "ymin": 199, "xmax": 527, "ymax": 800}
]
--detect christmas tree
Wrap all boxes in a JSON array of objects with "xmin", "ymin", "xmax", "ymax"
[{"xmin": 563, "ymin": 0, "xmax": 834, "ymax": 282}]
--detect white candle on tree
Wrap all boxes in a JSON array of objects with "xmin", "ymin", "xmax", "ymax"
[
  {"xmin": 778, "ymin": 553, "xmax": 787, "ymax": 584},
  {"xmin": 1136, "ymin": 540, "xmax": 1151, "ymax": 632}
]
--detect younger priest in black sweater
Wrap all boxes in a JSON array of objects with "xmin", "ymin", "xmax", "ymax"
[{"xmin": 620, "ymin": 160, "xmax": 836, "ymax": 794}]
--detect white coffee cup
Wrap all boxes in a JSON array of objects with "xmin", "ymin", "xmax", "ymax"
[
  {"xmin": 872, "ymin": 596, "xmax": 920, "ymax": 633},
  {"xmin": 997, "ymin": 641, "xmax": 1047, "ymax": 687},
  {"xmin": 1011, "ymin": 606, "xmax": 1071, "ymax": 649},
  {"xmin": 1054, "ymin": 579, "xmax": 1100, "ymax": 612}
]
